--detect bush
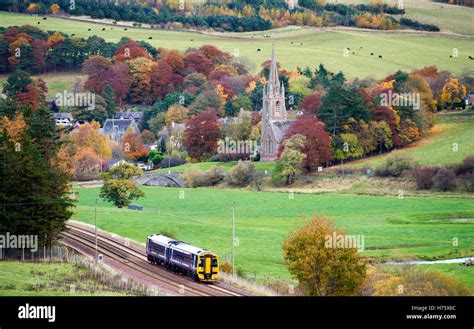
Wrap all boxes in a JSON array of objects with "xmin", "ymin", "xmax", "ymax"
[
  {"xmin": 159, "ymin": 157, "xmax": 186, "ymax": 168},
  {"xmin": 180, "ymin": 166, "xmax": 224, "ymax": 188},
  {"xmin": 413, "ymin": 166, "xmax": 438, "ymax": 190},
  {"xmin": 180, "ymin": 167, "xmax": 203, "ymax": 188},
  {"xmin": 455, "ymin": 155, "xmax": 474, "ymax": 175},
  {"xmin": 220, "ymin": 262, "xmax": 233, "ymax": 274},
  {"xmin": 226, "ymin": 160, "xmax": 255, "ymax": 187},
  {"xmin": 433, "ymin": 167, "xmax": 457, "ymax": 191},
  {"xmin": 202, "ymin": 165, "xmax": 224, "ymax": 186},
  {"xmin": 461, "ymin": 172, "xmax": 474, "ymax": 192},
  {"xmin": 160, "ymin": 229, "xmax": 177, "ymax": 239},
  {"xmin": 375, "ymin": 154, "xmax": 418, "ymax": 177}
]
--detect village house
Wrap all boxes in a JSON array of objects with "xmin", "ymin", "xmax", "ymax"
[{"xmin": 102, "ymin": 118, "xmax": 140, "ymax": 143}]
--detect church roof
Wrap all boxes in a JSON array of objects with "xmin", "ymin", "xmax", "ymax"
[
  {"xmin": 102, "ymin": 118, "xmax": 136, "ymax": 136},
  {"xmin": 268, "ymin": 43, "xmax": 280, "ymax": 89},
  {"xmin": 269, "ymin": 120, "xmax": 293, "ymax": 143}
]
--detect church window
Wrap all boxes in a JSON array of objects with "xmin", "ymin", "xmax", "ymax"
[{"xmin": 275, "ymin": 101, "xmax": 280, "ymax": 115}]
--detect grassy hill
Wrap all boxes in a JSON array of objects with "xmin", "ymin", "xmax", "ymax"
[
  {"xmin": 0, "ymin": 12, "xmax": 472, "ymax": 79},
  {"xmin": 342, "ymin": 112, "xmax": 474, "ymax": 169}
]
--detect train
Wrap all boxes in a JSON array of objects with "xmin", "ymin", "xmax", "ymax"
[{"xmin": 146, "ymin": 234, "xmax": 219, "ymax": 282}]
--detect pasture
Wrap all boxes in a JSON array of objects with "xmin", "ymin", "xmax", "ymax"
[
  {"xmin": 343, "ymin": 112, "xmax": 474, "ymax": 169},
  {"xmin": 0, "ymin": 12, "xmax": 473, "ymax": 79},
  {"xmin": 72, "ymin": 186, "xmax": 474, "ymax": 279}
]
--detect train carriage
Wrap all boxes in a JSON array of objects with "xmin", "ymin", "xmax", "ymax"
[{"xmin": 146, "ymin": 234, "xmax": 219, "ymax": 283}]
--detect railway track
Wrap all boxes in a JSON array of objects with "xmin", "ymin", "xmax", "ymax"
[{"xmin": 61, "ymin": 222, "xmax": 245, "ymax": 297}]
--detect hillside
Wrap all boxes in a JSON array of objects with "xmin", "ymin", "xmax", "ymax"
[{"xmin": 0, "ymin": 12, "xmax": 472, "ymax": 79}]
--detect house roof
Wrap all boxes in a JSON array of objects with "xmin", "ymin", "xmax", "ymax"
[
  {"xmin": 114, "ymin": 110, "xmax": 143, "ymax": 120},
  {"xmin": 269, "ymin": 120, "xmax": 293, "ymax": 143},
  {"xmin": 52, "ymin": 112, "xmax": 73, "ymax": 120},
  {"xmin": 102, "ymin": 118, "xmax": 136, "ymax": 135}
]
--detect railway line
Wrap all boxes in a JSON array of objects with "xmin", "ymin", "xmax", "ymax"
[{"xmin": 61, "ymin": 222, "xmax": 246, "ymax": 297}]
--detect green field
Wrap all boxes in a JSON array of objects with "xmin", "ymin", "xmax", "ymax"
[
  {"xmin": 73, "ymin": 186, "xmax": 474, "ymax": 279},
  {"xmin": 0, "ymin": 261, "xmax": 127, "ymax": 296},
  {"xmin": 329, "ymin": 0, "xmax": 474, "ymax": 36},
  {"xmin": 0, "ymin": 71, "xmax": 85, "ymax": 101},
  {"xmin": 343, "ymin": 112, "xmax": 474, "ymax": 169},
  {"xmin": 0, "ymin": 12, "xmax": 473, "ymax": 79}
]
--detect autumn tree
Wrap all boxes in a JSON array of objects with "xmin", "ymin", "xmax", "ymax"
[
  {"xmin": 165, "ymin": 104, "xmax": 189, "ymax": 127},
  {"xmin": 441, "ymin": 78, "xmax": 467, "ymax": 110},
  {"xmin": 272, "ymin": 134, "xmax": 307, "ymax": 185},
  {"xmin": 184, "ymin": 110, "xmax": 221, "ymax": 161},
  {"xmin": 100, "ymin": 162, "xmax": 145, "ymax": 208},
  {"xmin": 280, "ymin": 114, "xmax": 333, "ymax": 172},
  {"xmin": 301, "ymin": 92, "xmax": 323, "ymax": 115},
  {"xmin": 282, "ymin": 216, "xmax": 367, "ymax": 296},
  {"xmin": 114, "ymin": 40, "xmax": 150, "ymax": 62},
  {"xmin": 121, "ymin": 131, "xmax": 149, "ymax": 161}
]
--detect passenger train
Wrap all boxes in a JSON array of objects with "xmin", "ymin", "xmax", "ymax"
[{"xmin": 146, "ymin": 234, "xmax": 219, "ymax": 282}]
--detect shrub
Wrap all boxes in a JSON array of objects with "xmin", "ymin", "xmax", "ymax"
[
  {"xmin": 461, "ymin": 172, "xmax": 474, "ymax": 192},
  {"xmin": 433, "ymin": 167, "xmax": 457, "ymax": 191},
  {"xmin": 220, "ymin": 262, "xmax": 233, "ymax": 274},
  {"xmin": 202, "ymin": 165, "xmax": 224, "ymax": 186},
  {"xmin": 226, "ymin": 160, "xmax": 255, "ymax": 187},
  {"xmin": 180, "ymin": 167, "xmax": 203, "ymax": 188},
  {"xmin": 455, "ymin": 155, "xmax": 474, "ymax": 175},
  {"xmin": 413, "ymin": 166, "xmax": 438, "ymax": 190},
  {"xmin": 375, "ymin": 154, "xmax": 418, "ymax": 177},
  {"xmin": 159, "ymin": 156, "xmax": 186, "ymax": 168}
]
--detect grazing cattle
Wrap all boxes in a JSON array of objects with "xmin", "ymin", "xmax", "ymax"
[
  {"xmin": 257, "ymin": 48, "xmax": 261, "ymax": 52},
  {"xmin": 88, "ymin": 28, "xmax": 91, "ymax": 31},
  {"xmin": 124, "ymin": 28, "xmax": 128, "ymax": 31},
  {"xmin": 378, "ymin": 55, "xmax": 382, "ymax": 58},
  {"xmin": 450, "ymin": 55, "xmax": 453, "ymax": 58},
  {"xmin": 43, "ymin": 17, "xmax": 47, "ymax": 20},
  {"xmin": 370, "ymin": 53, "xmax": 374, "ymax": 55},
  {"xmin": 300, "ymin": 42, "xmax": 303, "ymax": 45},
  {"xmin": 37, "ymin": 22, "xmax": 40, "ymax": 24},
  {"xmin": 148, "ymin": 37, "xmax": 152, "ymax": 39},
  {"xmin": 102, "ymin": 28, "xmax": 105, "ymax": 31},
  {"xmin": 71, "ymin": 33, "xmax": 75, "ymax": 37}
]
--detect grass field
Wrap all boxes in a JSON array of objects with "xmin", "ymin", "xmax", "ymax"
[
  {"xmin": 0, "ymin": 71, "xmax": 84, "ymax": 101},
  {"xmin": 329, "ymin": 0, "xmax": 474, "ymax": 36},
  {"xmin": 72, "ymin": 186, "xmax": 474, "ymax": 279},
  {"xmin": 343, "ymin": 112, "xmax": 474, "ymax": 169},
  {"xmin": 0, "ymin": 12, "xmax": 473, "ymax": 79},
  {"xmin": 0, "ymin": 261, "xmax": 127, "ymax": 296}
]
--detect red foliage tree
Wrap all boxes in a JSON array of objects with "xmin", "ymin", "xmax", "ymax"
[
  {"xmin": 82, "ymin": 55, "xmax": 112, "ymax": 93},
  {"xmin": 301, "ymin": 92, "xmax": 322, "ymax": 115},
  {"xmin": 278, "ymin": 114, "xmax": 333, "ymax": 172},
  {"xmin": 122, "ymin": 131, "xmax": 149, "ymax": 161},
  {"xmin": 103, "ymin": 62, "xmax": 132, "ymax": 104},
  {"xmin": 199, "ymin": 44, "xmax": 230, "ymax": 65},
  {"xmin": 114, "ymin": 40, "xmax": 150, "ymax": 62},
  {"xmin": 151, "ymin": 61, "xmax": 173, "ymax": 100},
  {"xmin": 184, "ymin": 110, "xmax": 221, "ymax": 161},
  {"xmin": 185, "ymin": 51, "xmax": 213, "ymax": 77},
  {"xmin": 162, "ymin": 49, "xmax": 185, "ymax": 74},
  {"xmin": 16, "ymin": 79, "xmax": 47, "ymax": 112}
]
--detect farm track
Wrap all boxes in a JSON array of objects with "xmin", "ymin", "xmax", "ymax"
[{"xmin": 61, "ymin": 222, "xmax": 246, "ymax": 297}]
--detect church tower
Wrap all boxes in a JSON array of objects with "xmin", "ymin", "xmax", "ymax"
[
  {"xmin": 260, "ymin": 44, "xmax": 293, "ymax": 162},
  {"xmin": 262, "ymin": 44, "xmax": 287, "ymax": 121}
]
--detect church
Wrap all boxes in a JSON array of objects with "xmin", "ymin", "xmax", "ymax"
[{"xmin": 260, "ymin": 45, "xmax": 294, "ymax": 162}]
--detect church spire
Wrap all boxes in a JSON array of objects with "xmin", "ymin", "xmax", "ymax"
[{"xmin": 268, "ymin": 43, "xmax": 280, "ymax": 92}]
